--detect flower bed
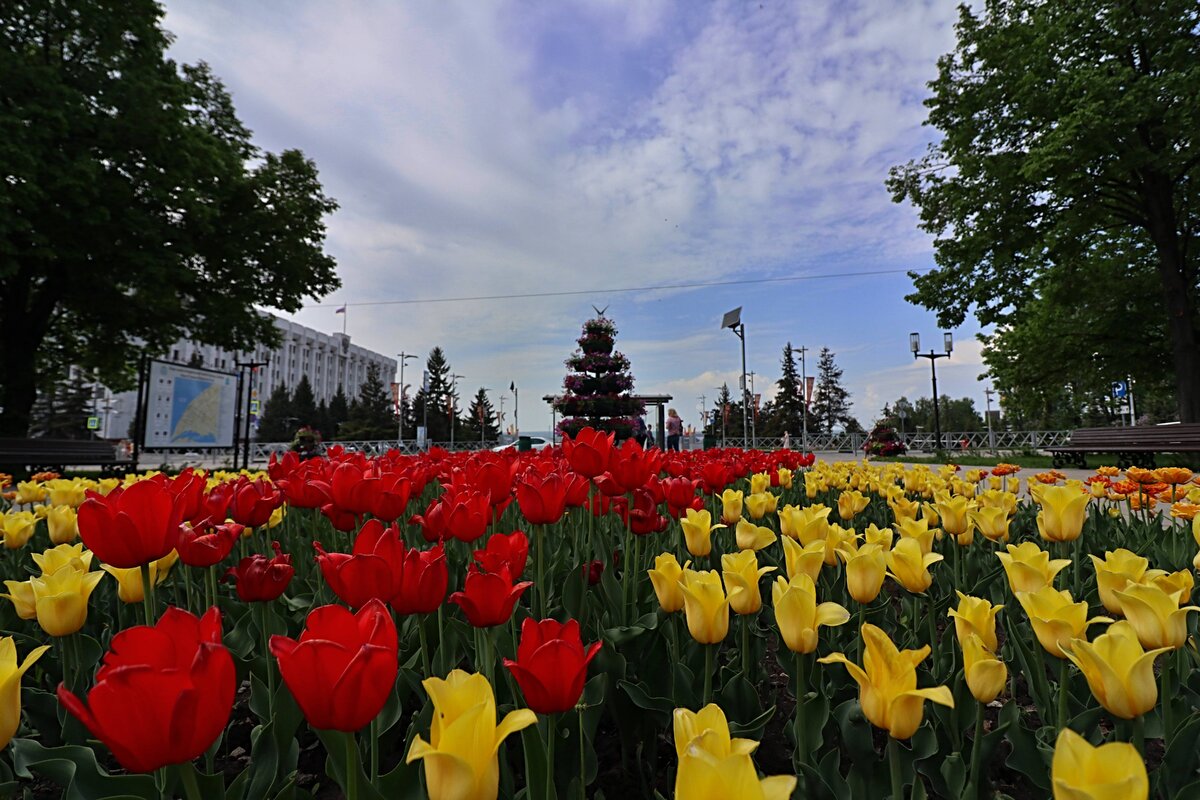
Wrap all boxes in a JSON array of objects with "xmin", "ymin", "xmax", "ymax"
[{"xmin": 0, "ymin": 435, "xmax": 1193, "ymax": 799}]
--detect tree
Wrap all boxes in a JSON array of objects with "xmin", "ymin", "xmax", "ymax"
[
  {"xmin": 314, "ymin": 399, "xmax": 331, "ymax": 441},
  {"xmin": 766, "ymin": 343, "xmax": 804, "ymax": 437},
  {"xmin": 327, "ymin": 386, "xmax": 350, "ymax": 441},
  {"xmin": 882, "ymin": 395, "xmax": 984, "ymax": 434},
  {"xmin": 410, "ymin": 348, "xmax": 456, "ymax": 442},
  {"xmin": 810, "ymin": 348, "xmax": 852, "ymax": 434},
  {"xmin": 553, "ymin": 314, "xmax": 644, "ymax": 440},
  {"xmin": 888, "ymin": 0, "xmax": 1200, "ymax": 421},
  {"xmin": 29, "ymin": 371, "xmax": 92, "ymax": 439},
  {"xmin": 0, "ymin": 2, "xmax": 340, "ymax": 435},
  {"xmin": 255, "ymin": 384, "xmax": 295, "ymax": 443},
  {"xmin": 464, "ymin": 388, "xmax": 500, "ymax": 443},
  {"xmin": 291, "ymin": 376, "xmax": 318, "ymax": 429},
  {"xmin": 704, "ymin": 384, "xmax": 745, "ymax": 441},
  {"xmin": 340, "ymin": 364, "xmax": 395, "ymax": 440}
]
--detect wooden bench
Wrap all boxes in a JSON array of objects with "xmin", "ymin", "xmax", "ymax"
[
  {"xmin": 1049, "ymin": 424, "xmax": 1200, "ymax": 469},
  {"xmin": 0, "ymin": 438, "xmax": 133, "ymax": 477}
]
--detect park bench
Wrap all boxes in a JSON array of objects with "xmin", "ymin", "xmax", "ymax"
[
  {"xmin": 1048, "ymin": 424, "xmax": 1200, "ymax": 469},
  {"xmin": 0, "ymin": 438, "xmax": 133, "ymax": 477}
]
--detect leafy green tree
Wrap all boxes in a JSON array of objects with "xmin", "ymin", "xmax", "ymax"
[
  {"xmin": 255, "ymin": 384, "xmax": 295, "ymax": 442},
  {"xmin": 291, "ymin": 376, "xmax": 318, "ymax": 429},
  {"xmin": 340, "ymin": 364, "xmax": 395, "ymax": 440},
  {"xmin": 411, "ymin": 348, "xmax": 456, "ymax": 442},
  {"xmin": 883, "ymin": 395, "xmax": 984, "ymax": 433},
  {"xmin": 464, "ymin": 388, "xmax": 500, "ymax": 443},
  {"xmin": 0, "ymin": 1, "xmax": 340, "ymax": 435},
  {"xmin": 766, "ymin": 342, "xmax": 804, "ymax": 437},
  {"xmin": 314, "ymin": 399, "xmax": 331, "ymax": 441},
  {"xmin": 810, "ymin": 348, "xmax": 852, "ymax": 434},
  {"xmin": 888, "ymin": 0, "xmax": 1200, "ymax": 421}
]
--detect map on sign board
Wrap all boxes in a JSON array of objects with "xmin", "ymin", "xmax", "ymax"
[{"xmin": 144, "ymin": 361, "xmax": 237, "ymax": 448}]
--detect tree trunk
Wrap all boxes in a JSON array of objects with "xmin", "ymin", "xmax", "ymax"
[{"xmin": 0, "ymin": 276, "xmax": 58, "ymax": 437}]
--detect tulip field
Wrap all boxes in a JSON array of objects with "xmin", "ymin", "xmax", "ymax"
[{"xmin": 1, "ymin": 431, "xmax": 1199, "ymax": 799}]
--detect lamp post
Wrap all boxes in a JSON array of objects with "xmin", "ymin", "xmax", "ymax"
[
  {"xmin": 984, "ymin": 387, "xmax": 996, "ymax": 453},
  {"xmin": 797, "ymin": 345, "xmax": 808, "ymax": 454},
  {"xmin": 235, "ymin": 359, "xmax": 269, "ymax": 470},
  {"xmin": 449, "ymin": 374, "xmax": 465, "ymax": 449},
  {"xmin": 396, "ymin": 352, "xmax": 417, "ymax": 446},
  {"xmin": 909, "ymin": 332, "xmax": 953, "ymax": 453},
  {"xmin": 722, "ymin": 307, "xmax": 749, "ymax": 447}
]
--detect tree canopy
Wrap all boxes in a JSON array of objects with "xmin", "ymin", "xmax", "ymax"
[
  {"xmin": 889, "ymin": 0, "xmax": 1200, "ymax": 421},
  {"xmin": 0, "ymin": 0, "xmax": 340, "ymax": 434}
]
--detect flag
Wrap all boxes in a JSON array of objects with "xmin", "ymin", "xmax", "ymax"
[
  {"xmin": 335, "ymin": 305, "xmax": 346, "ymax": 314},
  {"xmin": 509, "ymin": 381, "xmax": 515, "ymax": 392}
]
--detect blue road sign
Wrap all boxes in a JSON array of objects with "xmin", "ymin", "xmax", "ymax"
[{"xmin": 1112, "ymin": 380, "xmax": 1128, "ymax": 399}]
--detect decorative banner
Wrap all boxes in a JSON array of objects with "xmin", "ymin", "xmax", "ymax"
[
  {"xmin": 390, "ymin": 382, "xmax": 400, "ymax": 412},
  {"xmin": 804, "ymin": 376, "xmax": 815, "ymax": 408}
]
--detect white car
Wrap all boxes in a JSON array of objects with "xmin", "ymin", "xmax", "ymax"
[{"xmin": 491, "ymin": 436, "xmax": 552, "ymax": 452}]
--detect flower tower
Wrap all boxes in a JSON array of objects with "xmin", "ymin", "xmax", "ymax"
[{"xmin": 555, "ymin": 313, "xmax": 644, "ymax": 440}]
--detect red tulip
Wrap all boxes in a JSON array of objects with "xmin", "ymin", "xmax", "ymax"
[
  {"xmin": 314, "ymin": 519, "xmax": 405, "ymax": 609},
  {"xmin": 409, "ymin": 498, "xmax": 448, "ymax": 543},
  {"xmin": 320, "ymin": 503, "xmax": 359, "ymax": 532},
  {"xmin": 441, "ymin": 488, "xmax": 491, "ymax": 543},
  {"xmin": 227, "ymin": 542, "xmax": 294, "ymax": 602},
  {"xmin": 663, "ymin": 476, "xmax": 697, "ymax": 512},
  {"xmin": 191, "ymin": 483, "xmax": 233, "ymax": 528},
  {"xmin": 608, "ymin": 438, "xmax": 662, "ymax": 493},
  {"xmin": 582, "ymin": 560, "xmax": 604, "ymax": 586},
  {"xmin": 563, "ymin": 427, "xmax": 614, "ymax": 478},
  {"xmin": 168, "ymin": 469, "xmax": 208, "ymax": 522},
  {"xmin": 229, "ymin": 477, "xmax": 283, "ymax": 528},
  {"xmin": 270, "ymin": 600, "xmax": 398, "ymax": 732},
  {"xmin": 276, "ymin": 461, "xmax": 331, "ymax": 509},
  {"xmin": 77, "ymin": 479, "xmax": 185, "ymax": 568},
  {"xmin": 368, "ymin": 472, "xmax": 412, "ymax": 523},
  {"xmin": 503, "ymin": 618, "xmax": 600, "ymax": 714},
  {"xmin": 449, "ymin": 565, "xmax": 531, "ymax": 628},
  {"xmin": 57, "ymin": 607, "xmax": 235, "ymax": 772},
  {"xmin": 516, "ymin": 471, "xmax": 569, "ymax": 526},
  {"xmin": 699, "ymin": 461, "xmax": 733, "ymax": 495},
  {"xmin": 473, "ymin": 531, "xmax": 529, "ymax": 579},
  {"xmin": 391, "ymin": 543, "xmax": 448, "ymax": 615},
  {"xmin": 177, "ymin": 521, "xmax": 243, "ymax": 568},
  {"xmin": 627, "ymin": 489, "xmax": 668, "ymax": 536},
  {"xmin": 330, "ymin": 463, "xmax": 372, "ymax": 516},
  {"xmin": 592, "ymin": 472, "xmax": 625, "ymax": 498}
]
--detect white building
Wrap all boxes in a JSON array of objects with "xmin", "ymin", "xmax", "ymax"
[{"xmin": 105, "ymin": 316, "xmax": 396, "ymax": 441}]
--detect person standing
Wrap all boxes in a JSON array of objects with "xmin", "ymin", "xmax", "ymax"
[{"xmin": 666, "ymin": 408, "xmax": 683, "ymax": 451}]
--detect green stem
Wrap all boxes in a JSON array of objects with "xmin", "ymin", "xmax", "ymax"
[
  {"xmin": 370, "ymin": 716, "xmax": 380, "ymax": 783},
  {"xmin": 888, "ymin": 736, "xmax": 905, "ymax": 800},
  {"xmin": 703, "ymin": 644, "xmax": 714, "ymax": 706},
  {"xmin": 258, "ymin": 603, "xmax": 276, "ymax": 721},
  {"xmin": 545, "ymin": 714, "xmax": 556, "ymax": 799},
  {"xmin": 741, "ymin": 615, "xmax": 752, "ymax": 678},
  {"xmin": 139, "ymin": 562, "xmax": 156, "ymax": 625},
  {"xmin": 205, "ymin": 566, "xmax": 218, "ymax": 613},
  {"xmin": 926, "ymin": 591, "xmax": 938, "ymax": 665},
  {"xmin": 419, "ymin": 614, "xmax": 433, "ymax": 678},
  {"xmin": 1162, "ymin": 650, "xmax": 1174, "ymax": 747},
  {"xmin": 537, "ymin": 525, "xmax": 546, "ymax": 618},
  {"xmin": 345, "ymin": 731, "xmax": 360, "ymax": 800},
  {"xmin": 437, "ymin": 605, "xmax": 447, "ymax": 675},
  {"xmin": 578, "ymin": 705, "xmax": 587, "ymax": 800},
  {"xmin": 183, "ymin": 565, "xmax": 196, "ymax": 614},
  {"xmin": 179, "ymin": 762, "xmax": 204, "ymax": 800},
  {"xmin": 857, "ymin": 603, "xmax": 866, "ymax": 665},
  {"xmin": 1057, "ymin": 658, "xmax": 1069, "ymax": 730},
  {"xmin": 969, "ymin": 704, "xmax": 986, "ymax": 800},
  {"xmin": 794, "ymin": 651, "xmax": 807, "ymax": 770},
  {"xmin": 1132, "ymin": 713, "xmax": 1145, "ymax": 755}
]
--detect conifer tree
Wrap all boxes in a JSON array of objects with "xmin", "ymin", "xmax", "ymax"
[
  {"xmin": 554, "ymin": 314, "xmax": 644, "ymax": 440},
  {"xmin": 767, "ymin": 342, "xmax": 804, "ymax": 437},
  {"xmin": 291, "ymin": 375, "xmax": 318, "ymax": 428},
  {"xmin": 411, "ymin": 347, "xmax": 457, "ymax": 442},
  {"xmin": 811, "ymin": 347, "xmax": 852, "ymax": 435},
  {"xmin": 340, "ymin": 364, "xmax": 395, "ymax": 440},
  {"xmin": 464, "ymin": 387, "xmax": 500, "ymax": 443},
  {"xmin": 327, "ymin": 386, "xmax": 350, "ymax": 441},
  {"xmin": 256, "ymin": 384, "xmax": 295, "ymax": 442}
]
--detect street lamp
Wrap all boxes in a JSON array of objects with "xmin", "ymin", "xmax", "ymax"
[
  {"xmin": 910, "ymin": 331, "xmax": 953, "ymax": 452},
  {"xmin": 984, "ymin": 387, "xmax": 996, "ymax": 452},
  {"xmin": 449, "ymin": 374, "xmax": 465, "ymax": 448},
  {"xmin": 396, "ymin": 352, "xmax": 418, "ymax": 445},
  {"xmin": 722, "ymin": 307, "xmax": 749, "ymax": 446}
]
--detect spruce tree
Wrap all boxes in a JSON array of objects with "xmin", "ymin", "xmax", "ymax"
[
  {"xmin": 411, "ymin": 347, "xmax": 456, "ymax": 442},
  {"xmin": 768, "ymin": 342, "xmax": 804, "ymax": 437},
  {"xmin": 464, "ymin": 387, "xmax": 500, "ymax": 443},
  {"xmin": 291, "ymin": 375, "xmax": 318, "ymax": 428},
  {"xmin": 811, "ymin": 347, "xmax": 852, "ymax": 434},
  {"xmin": 256, "ymin": 384, "xmax": 295, "ymax": 442},
  {"xmin": 340, "ymin": 364, "xmax": 395, "ymax": 440},
  {"xmin": 314, "ymin": 399, "xmax": 331, "ymax": 441},
  {"xmin": 554, "ymin": 314, "xmax": 644, "ymax": 440},
  {"xmin": 327, "ymin": 386, "xmax": 350, "ymax": 441}
]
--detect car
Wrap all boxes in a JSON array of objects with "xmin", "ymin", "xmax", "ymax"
[{"xmin": 491, "ymin": 436, "xmax": 552, "ymax": 452}]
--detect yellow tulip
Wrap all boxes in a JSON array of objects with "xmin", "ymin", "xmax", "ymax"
[
  {"xmin": 29, "ymin": 564, "xmax": 104, "ymax": 637},
  {"xmin": 648, "ymin": 553, "xmax": 691, "ymax": 613},
  {"xmin": 679, "ymin": 570, "xmax": 736, "ymax": 644},
  {"xmin": 1036, "ymin": 485, "xmax": 1090, "ymax": 543},
  {"xmin": 822, "ymin": 524, "xmax": 857, "ymax": 566},
  {"xmin": 45, "ymin": 479, "xmax": 86, "ymax": 508},
  {"xmin": 886, "ymin": 537, "xmax": 943, "ymax": 594},
  {"xmin": 1062, "ymin": 620, "xmax": 1166, "ymax": 720},
  {"xmin": 1, "ymin": 512, "xmax": 36, "ymax": 550},
  {"xmin": 803, "ymin": 472, "xmax": 823, "ymax": 499},
  {"xmin": 893, "ymin": 517, "xmax": 936, "ymax": 555},
  {"xmin": 734, "ymin": 518, "xmax": 777, "ymax": 552},
  {"xmin": 268, "ymin": 505, "xmax": 286, "ymax": 528},
  {"xmin": 13, "ymin": 481, "xmax": 46, "ymax": 505},
  {"xmin": 0, "ymin": 637, "xmax": 50, "ymax": 750},
  {"xmin": 720, "ymin": 490, "xmax": 744, "ymax": 525},
  {"xmin": 1, "ymin": 580, "xmax": 36, "ymax": 620},
  {"xmin": 818, "ymin": 624, "xmax": 954, "ymax": 739},
  {"xmin": 780, "ymin": 504, "xmax": 831, "ymax": 546},
  {"xmin": 771, "ymin": 573, "xmax": 849, "ymax": 654},
  {"xmin": 968, "ymin": 506, "xmax": 1010, "ymax": 543},
  {"xmin": 997, "ymin": 542, "xmax": 1071, "ymax": 594},
  {"xmin": 935, "ymin": 493, "xmax": 975, "ymax": 543},
  {"xmin": 32, "ymin": 543, "xmax": 94, "ymax": 576},
  {"xmin": 1113, "ymin": 582, "xmax": 1200, "ymax": 650},
  {"xmin": 838, "ymin": 543, "xmax": 888, "ymax": 604},
  {"xmin": 837, "ymin": 490, "xmax": 869, "ymax": 521},
  {"xmin": 960, "ymin": 633, "xmax": 1006, "ymax": 704},
  {"xmin": 977, "ymin": 489, "xmax": 1018, "ymax": 517},
  {"xmin": 1051, "ymin": 727, "xmax": 1147, "ymax": 800},
  {"xmin": 743, "ymin": 492, "xmax": 777, "ymax": 521},
  {"xmin": 948, "ymin": 592, "xmax": 1003, "ymax": 652},
  {"xmin": 920, "ymin": 502, "xmax": 940, "ymax": 527},
  {"xmin": 406, "ymin": 670, "xmax": 536, "ymax": 800},
  {"xmin": 721, "ymin": 551, "xmax": 775, "ymax": 615},
  {"xmin": 776, "ymin": 468, "xmax": 793, "ymax": 490},
  {"xmin": 1017, "ymin": 586, "xmax": 1110, "ymax": 659},
  {"xmin": 101, "ymin": 551, "xmax": 179, "ymax": 604},
  {"xmin": 680, "ymin": 509, "xmax": 725, "ymax": 558},
  {"xmin": 675, "ymin": 744, "xmax": 797, "ymax": 800},
  {"xmin": 1142, "ymin": 568, "xmax": 1193, "ymax": 598},
  {"xmin": 748, "ymin": 473, "xmax": 771, "ymax": 495},
  {"xmin": 1089, "ymin": 549, "xmax": 1149, "ymax": 616},
  {"xmin": 781, "ymin": 537, "xmax": 825, "ymax": 583},
  {"xmin": 863, "ymin": 523, "xmax": 894, "ymax": 550},
  {"xmin": 46, "ymin": 505, "xmax": 79, "ymax": 545},
  {"xmin": 96, "ymin": 478, "xmax": 121, "ymax": 496},
  {"xmin": 888, "ymin": 494, "xmax": 920, "ymax": 523},
  {"xmin": 673, "ymin": 704, "xmax": 758, "ymax": 760}
]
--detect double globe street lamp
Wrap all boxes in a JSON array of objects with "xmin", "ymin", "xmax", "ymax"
[{"xmin": 910, "ymin": 331, "xmax": 953, "ymax": 452}]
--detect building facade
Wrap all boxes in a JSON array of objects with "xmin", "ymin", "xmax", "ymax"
[{"xmin": 104, "ymin": 316, "xmax": 396, "ymax": 442}]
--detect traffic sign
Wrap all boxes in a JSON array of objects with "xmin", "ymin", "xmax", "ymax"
[
  {"xmin": 1112, "ymin": 380, "xmax": 1128, "ymax": 399},
  {"xmin": 86, "ymin": 416, "xmax": 100, "ymax": 430}
]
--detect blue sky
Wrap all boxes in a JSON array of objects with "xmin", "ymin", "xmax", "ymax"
[{"xmin": 162, "ymin": 0, "xmax": 992, "ymax": 432}]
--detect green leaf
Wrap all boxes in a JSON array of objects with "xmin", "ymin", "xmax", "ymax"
[
  {"xmin": 618, "ymin": 680, "xmax": 674, "ymax": 720},
  {"xmin": 11, "ymin": 738, "xmax": 159, "ymax": 800}
]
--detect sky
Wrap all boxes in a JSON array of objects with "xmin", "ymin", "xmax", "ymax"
[{"xmin": 162, "ymin": 0, "xmax": 995, "ymax": 433}]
